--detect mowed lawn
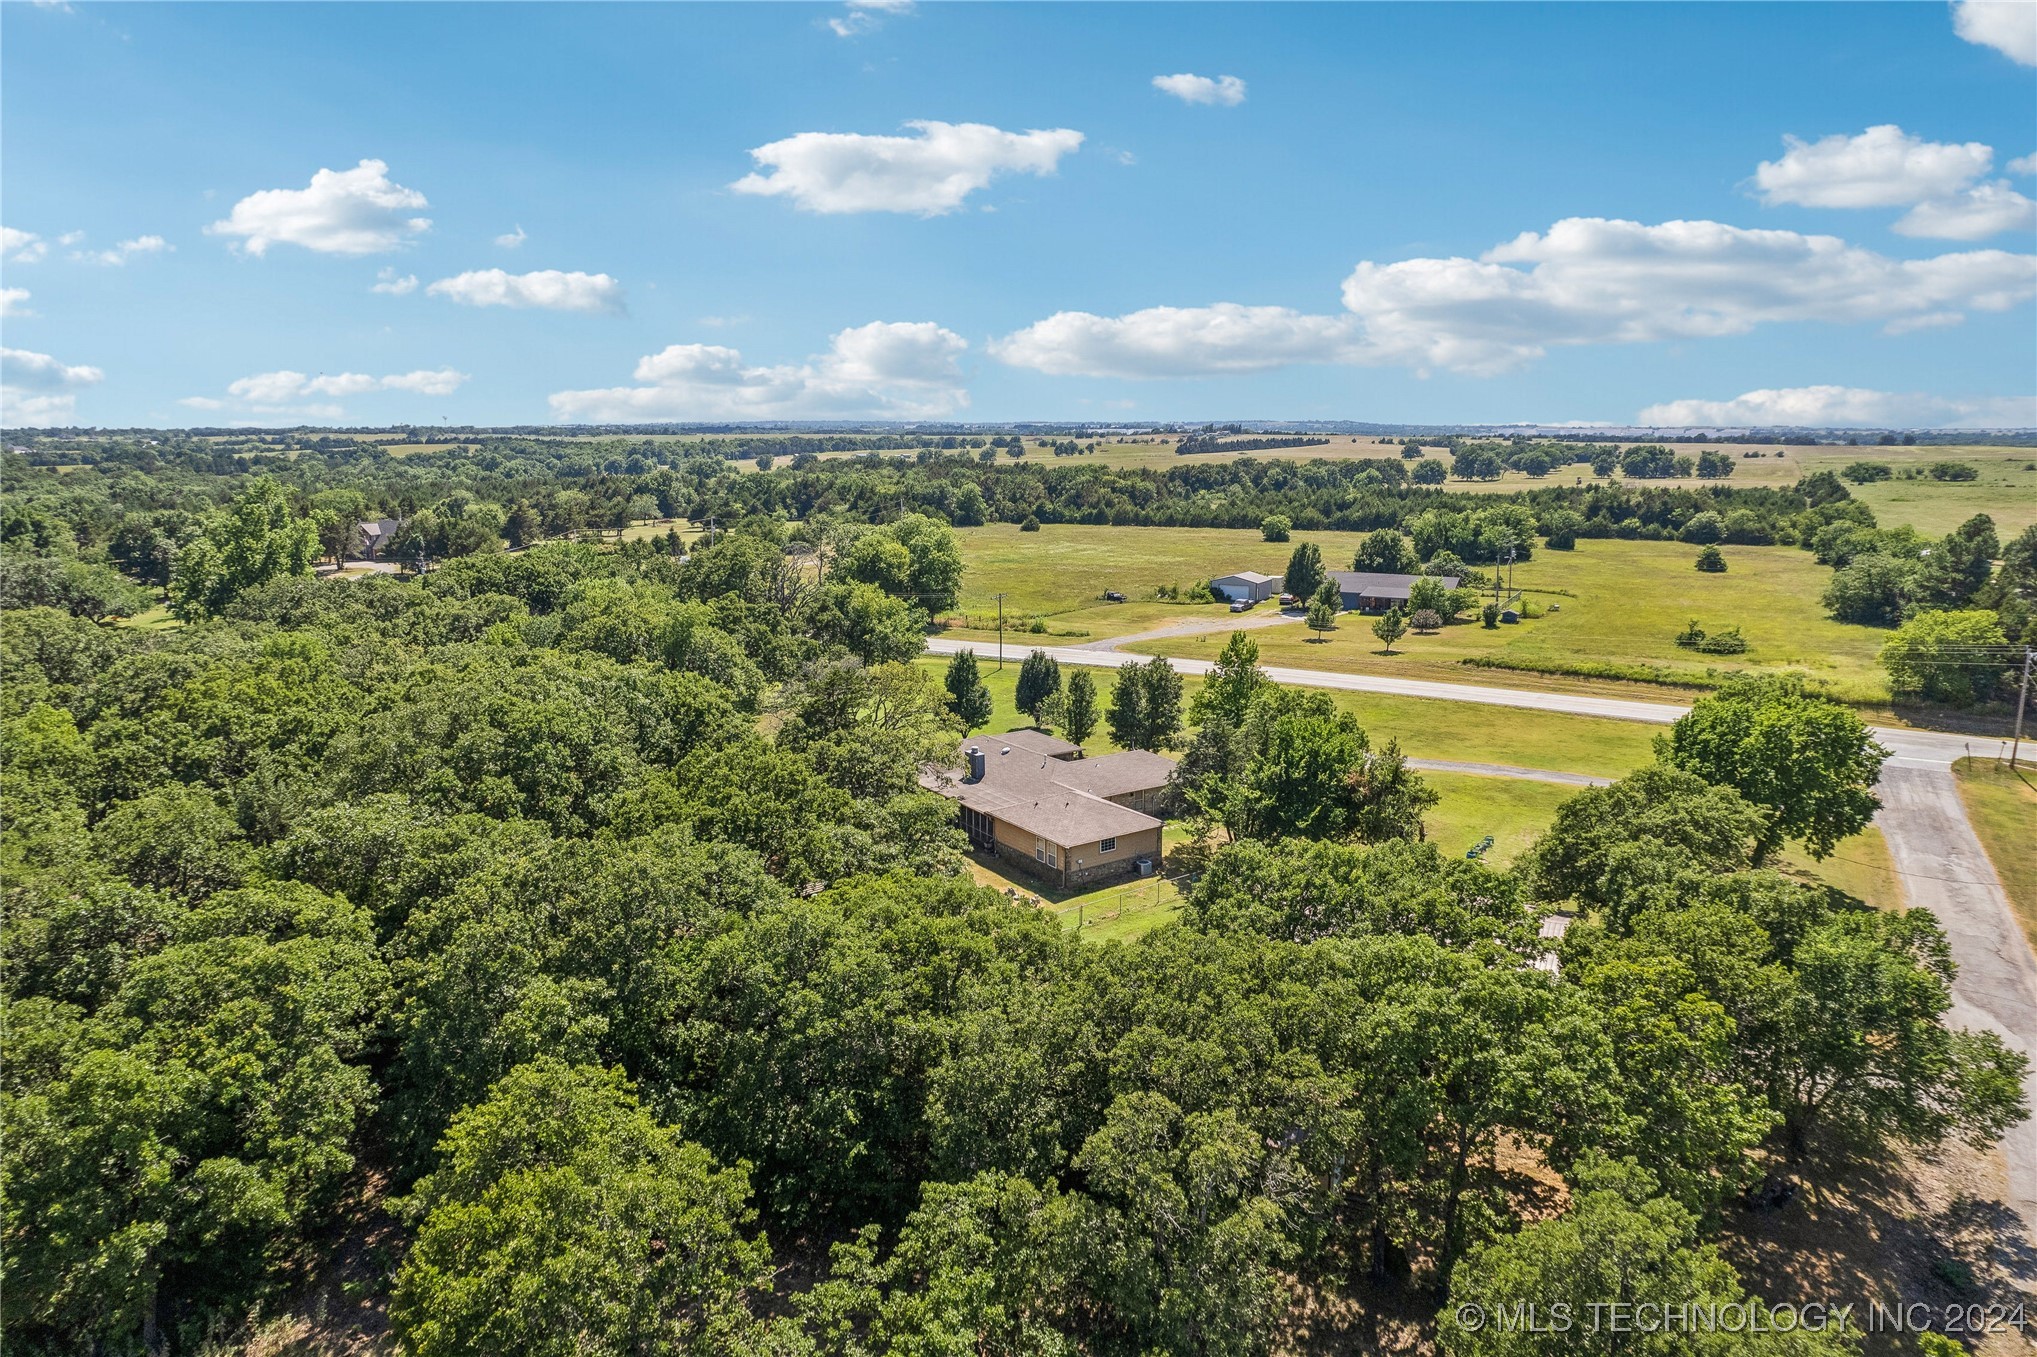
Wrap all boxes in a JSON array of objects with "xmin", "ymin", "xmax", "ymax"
[{"xmin": 912, "ymin": 654, "xmax": 1660, "ymax": 777}]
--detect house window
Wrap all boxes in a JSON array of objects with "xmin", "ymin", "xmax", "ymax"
[{"xmin": 1099, "ymin": 837, "xmax": 1117, "ymax": 853}]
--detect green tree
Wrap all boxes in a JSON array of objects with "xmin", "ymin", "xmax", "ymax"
[
  {"xmin": 1353, "ymin": 528, "xmax": 1418, "ymax": 574},
  {"xmin": 1189, "ymin": 630, "xmax": 1268, "ymax": 728},
  {"xmin": 944, "ymin": 648, "xmax": 993, "ymax": 733},
  {"xmin": 802, "ymin": 581, "xmax": 927, "ymax": 665},
  {"xmin": 1063, "ymin": 670, "xmax": 1098, "ymax": 746},
  {"xmin": 1527, "ymin": 767, "xmax": 1765, "ymax": 927},
  {"xmin": 1306, "ymin": 596, "xmax": 1336, "ymax": 640},
  {"xmin": 1661, "ymin": 676, "xmax": 1887, "ymax": 860},
  {"xmin": 1881, "ymin": 608, "xmax": 2014, "ymax": 706},
  {"xmin": 1015, "ymin": 649, "xmax": 1063, "ymax": 726},
  {"xmin": 1260, "ymin": 514, "xmax": 1291, "ymax": 542},
  {"xmin": 1442, "ymin": 1157, "xmax": 1851, "ymax": 1357},
  {"xmin": 1371, "ymin": 606, "xmax": 1408, "ymax": 654},
  {"xmin": 1283, "ymin": 540, "xmax": 1326, "ymax": 600},
  {"xmin": 1694, "ymin": 544, "xmax": 1726, "ymax": 572},
  {"xmin": 391, "ymin": 1061, "xmax": 773, "ymax": 1357},
  {"xmin": 1412, "ymin": 458, "xmax": 1448, "ymax": 485},
  {"xmin": 1106, "ymin": 657, "xmax": 1182, "ymax": 751},
  {"xmin": 168, "ymin": 479, "xmax": 321, "ymax": 620},
  {"xmin": 1822, "ymin": 552, "xmax": 1917, "ymax": 626}
]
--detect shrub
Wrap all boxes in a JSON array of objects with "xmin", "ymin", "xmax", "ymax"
[
  {"xmin": 1841, "ymin": 461, "xmax": 1892, "ymax": 484},
  {"xmin": 1410, "ymin": 608, "xmax": 1442, "ymax": 633},
  {"xmin": 1694, "ymin": 545, "xmax": 1726, "ymax": 572},
  {"xmin": 1019, "ymin": 515, "xmax": 1041, "ymax": 532},
  {"xmin": 1481, "ymin": 603, "xmax": 1500, "ymax": 629},
  {"xmin": 1673, "ymin": 620, "xmax": 1706, "ymax": 649},
  {"xmin": 1695, "ymin": 627, "xmax": 1747, "ymax": 655},
  {"xmin": 1926, "ymin": 462, "xmax": 1979, "ymax": 482},
  {"xmin": 1260, "ymin": 514, "xmax": 1292, "ymax": 543},
  {"xmin": 1678, "ymin": 512, "xmax": 1725, "ymax": 545}
]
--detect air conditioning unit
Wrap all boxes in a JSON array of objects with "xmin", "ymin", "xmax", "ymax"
[{"xmin": 1136, "ymin": 858, "xmax": 1154, "ymax": 877}]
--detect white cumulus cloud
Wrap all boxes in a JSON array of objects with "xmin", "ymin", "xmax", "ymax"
[
  {"xmin": 3, "ymin": 227, "xmax": 48, "ymax": 263},
  {"xmin": 1953, "ymin": 0, "xmax": 2037, "ymax": 65},
  {"xmin": 1, "ymin": 288, "xmax": 30, "ymax": 317},
  {"xmin": 1151, "ymin": 73, "xmax": 1247, "ymax": 106},
  {"xmin": 2011, "ymin": 152, "xmax": 2037, "ymax": 175},
  {"xmin": 993, "ymin": 216, "xmax": 2036, "ymax": 379},
  {"xmin": 829, "ymin": 0, "xmax": 913, "ymax": 38},
  {"xmin": 1751, "ymin": 125, "xmax": 1992, "ymax": 208},
  {"xmin": 202, "ymin": 367, "xmax": 468, "ymax": 416},
  {"xmin": 425, "ymin": 268, "xmax": 625, "ymax": 313},
  {"xmin": 991, "ymin": 304, "xmax": 1360, "ymax": 378},
  {"xmin": 74, "ymin": 234, "xmax": 172, "ymax": 266},
  {"xmin": 549, "ymin": 320, "xmax": 969, "ymax": 421},
  {"xmin": 2, "ymin": 345, "xmax": 104, "ymax": 425},
  {"xmin": 1750, "ymin": 125, "xmax": 2035, "ymax": 240},
  {"xmin": 1638, "ymin": 385, "xmax": 2036, "ymax": 429},
  {"xmin": 371, "ymin": 268, "xmax": 419, "ymax": 296},
  {"xmin": 1895, "ymin": 180, "xmax": 2037, "ymax": 239},
  {"xmin": 206, "ymin": 159, "xmax": 431, "ymax": 256},
  {"xmin": 731, "ymin": 120, "xmax": 1083, "ymax": 215}
]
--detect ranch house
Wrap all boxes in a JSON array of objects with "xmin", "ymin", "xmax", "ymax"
[
  {"xmin": 920, "ymin": 729, "xmax": 1176, "ymax": 888},
  {"xmin": 1327, "ymin": 570, "xmax": 1461, "ymax": 612}
]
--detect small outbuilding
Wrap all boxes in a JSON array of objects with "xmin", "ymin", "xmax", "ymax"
[
  {"xmin": 1327, "ymin": 570, "xmax": 1459, "ymax": 613},
  {"xmin": 1211, "ymin": 571, "xmax": 1282, "ymax": 603}
]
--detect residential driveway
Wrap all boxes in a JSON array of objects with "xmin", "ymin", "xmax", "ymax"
[
  {"xmin": 1878, "ymin": 766, "xmax": 2037, "ymax": 1235},
  {"xmin": 1073, "ymin": 607, "xmax": 1308, "ymax": 652},
  {"xmin": 922, "ymin": 636, "xmax": 2037, "ymax": 1235}
]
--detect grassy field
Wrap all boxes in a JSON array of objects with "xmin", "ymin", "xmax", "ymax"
[
  {"xmin": 952, "ymin": 524, "xmax": 1898, "ymax": 703},
  {"xmin": 943, "ymin": 438, "xmax": 2036, "ymax": 538},
  {"xmin": 1951, "ymin": 758, "xmax": 2037, "ymax": 945}
]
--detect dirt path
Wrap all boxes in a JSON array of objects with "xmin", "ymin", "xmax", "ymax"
[
  {"xmin": 1072, "ymin": 607, "xmax": 1308, "ymax": 652},
  {"xmin": 1404, "ymin": 758, "xmax": 1611, "ymax": 788}
]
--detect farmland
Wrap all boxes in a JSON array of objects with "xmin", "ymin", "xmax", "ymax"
[{"xmin": 947, "ymin": 524, "xmax": 1901, "ymax": 704}]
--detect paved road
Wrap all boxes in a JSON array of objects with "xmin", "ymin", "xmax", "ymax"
[
  {"xmin": 1878, "ymin": 767, "xmax": 2037, "ymax": 1234},
  {"xmin": 928, "ymin": 634, "xmax": 2037, "ymax": 1232}
]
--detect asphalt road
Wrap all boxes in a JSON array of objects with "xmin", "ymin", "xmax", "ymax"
[{"xmin": 926, "ymin": 633, "xmax": 2037, "ymax": 1233}]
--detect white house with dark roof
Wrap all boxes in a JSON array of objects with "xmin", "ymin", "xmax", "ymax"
[{"xmin": 919, "ymin": 729, "xmax": 1176, "ymax": 887}]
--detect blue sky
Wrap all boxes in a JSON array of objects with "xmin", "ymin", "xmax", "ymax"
[{"xmin": 2, "ymin": 1, "xmax": 2033, "ymax": 429}]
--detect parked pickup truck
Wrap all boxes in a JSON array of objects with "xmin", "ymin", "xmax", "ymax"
[{"xmin": 1228, "ymin": 599, "xmax": 1251, "ymax": 613}]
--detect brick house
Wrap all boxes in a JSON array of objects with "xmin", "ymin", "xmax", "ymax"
[{"xmin": 920, "ymin": 729, "xmax": 1176, "ymax": 888}]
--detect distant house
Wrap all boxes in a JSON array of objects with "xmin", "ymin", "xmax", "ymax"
[
  {"xmin": 357, "ymin": 518, "xmax": 402, "ymax": 561},
  {"xmin": 920, "ymin": 729, "xmax": 1176, "ymax": 888},
  {"xmin": 1211, "ymin": 571, "xmax": 1281, "ymax": 603},
  {"xmin": 1327, "ymin": 570, "xmax": 1459, "ymax": 613}
]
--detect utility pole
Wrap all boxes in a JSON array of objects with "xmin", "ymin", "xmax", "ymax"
[
  {"xmin": 996, "ymin": 593, "xmax": 1006, "ymax": 670},
  {"xmin": 2013, "ymin": 647, "xmax": 2034, "ymax": 770}
]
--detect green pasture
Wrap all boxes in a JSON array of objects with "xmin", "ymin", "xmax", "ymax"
[{"xmin": 952, "ymin": 525, "xmax": 1897, "ymax": 704}]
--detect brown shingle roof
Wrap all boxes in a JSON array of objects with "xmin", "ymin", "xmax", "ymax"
[{"xmin": 920, "ymin": 740, "xmax": 1176, "ymax": 847}]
